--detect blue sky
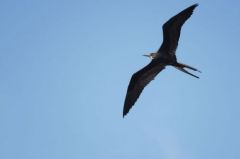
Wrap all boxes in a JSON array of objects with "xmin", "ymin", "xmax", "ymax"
[{"xmin": 1, "ymin": 0, "xmax": 240, "ymax": 159}]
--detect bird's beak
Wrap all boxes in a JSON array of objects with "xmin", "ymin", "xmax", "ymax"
[{"xmin": 143, "ymin": 54, "xmax": 150, "ymax": 58}]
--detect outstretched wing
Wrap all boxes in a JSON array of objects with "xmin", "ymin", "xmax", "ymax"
[
  {"xmin": 158, "ymin": 4, "xmax": 198, "ymax": 55},
  {"xmin": 123, "ymin": 61, "xmax": 165, "ymax": 117}
]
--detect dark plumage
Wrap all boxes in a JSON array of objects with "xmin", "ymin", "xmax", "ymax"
[{"xmin": 123, "ymin": 4, "xmax": 201, "ymax": 117}]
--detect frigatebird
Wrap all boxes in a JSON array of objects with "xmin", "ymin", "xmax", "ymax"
[{"xmin": 123, "ymin": 4, "xmax": 201, "ymax": 117}]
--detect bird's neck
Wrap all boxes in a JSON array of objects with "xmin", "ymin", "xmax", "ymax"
[{"xmin": 150, "ymin": 53, "xmax": 158, "ymax": 59}]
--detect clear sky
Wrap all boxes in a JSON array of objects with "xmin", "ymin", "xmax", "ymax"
[{"xmin": 1, "ymin": 0, "xmax": 240, "ymax": 159}]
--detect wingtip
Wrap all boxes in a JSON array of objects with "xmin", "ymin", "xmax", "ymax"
[
  {"xmin": 192, "ymin": 3, "xmax": 199, "ymax": 7},
  {"xmin": 123, "ymin": 102, "xmax": 131, "ymax": 118},
  {"xmin": 122, "ymin": 111, "xmax": 128, "ymax": 118},
  {"xmin": 189, "ymin": 3, "xmax": 199, "ymax": 10}
]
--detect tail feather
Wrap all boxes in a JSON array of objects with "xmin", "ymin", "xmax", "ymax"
[
  {"xmin": 177, "ymin": 62, "xmax": 201, "ymax": 73},
  {"xmin": 174, "ymin": 66, "xmax": 199, "ymax": 78},
  {"xmin": 174, "ymin": 62, "xmax": 200, "ymax": 78}
]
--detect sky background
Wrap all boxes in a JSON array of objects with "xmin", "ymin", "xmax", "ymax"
[{"xmin": 1, "ymin": 0, "xmax": 240, "ymax": 159}]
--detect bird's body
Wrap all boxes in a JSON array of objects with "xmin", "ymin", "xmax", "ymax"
[{"xmin": 123, "ymin": 4, "xmax": 201, "ymax": 117}]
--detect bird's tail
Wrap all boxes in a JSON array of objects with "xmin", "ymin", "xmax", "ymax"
[{"xmin": 174, "ymin": 62, "xmax": 201, "ymax": 78}]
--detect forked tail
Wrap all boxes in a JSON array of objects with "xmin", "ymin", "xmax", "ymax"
[{"xmin": 174, "ymin": 62, "xmax": 201, "ymax": 78}]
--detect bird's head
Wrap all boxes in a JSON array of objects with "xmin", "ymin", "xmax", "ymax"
[{"xmin": 143, "ymin": 53, "xmax": 156, "ymax": 60}]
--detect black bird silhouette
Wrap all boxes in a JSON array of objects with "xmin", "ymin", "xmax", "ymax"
[{"xmin": 123, "ymin": 4, "xmax": 201, "ymax": 117}]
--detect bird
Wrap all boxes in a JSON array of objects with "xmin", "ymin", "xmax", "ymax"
[{"xmin": 123, "ymin": 4, "xmax": 201, "ymax": 117}]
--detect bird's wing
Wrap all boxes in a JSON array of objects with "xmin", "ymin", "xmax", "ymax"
[
  {"xmin": 123, "ymin": 61, "xmax": 165, "ymax": 117},
  {"xmin": 158, "ymin": 4, "xmax": 198, "ymax": 55}
]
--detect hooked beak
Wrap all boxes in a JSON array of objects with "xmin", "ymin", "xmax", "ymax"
[{"xmin": 143, "ymin": 54, "xmax": 150, "ymax": 57}]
